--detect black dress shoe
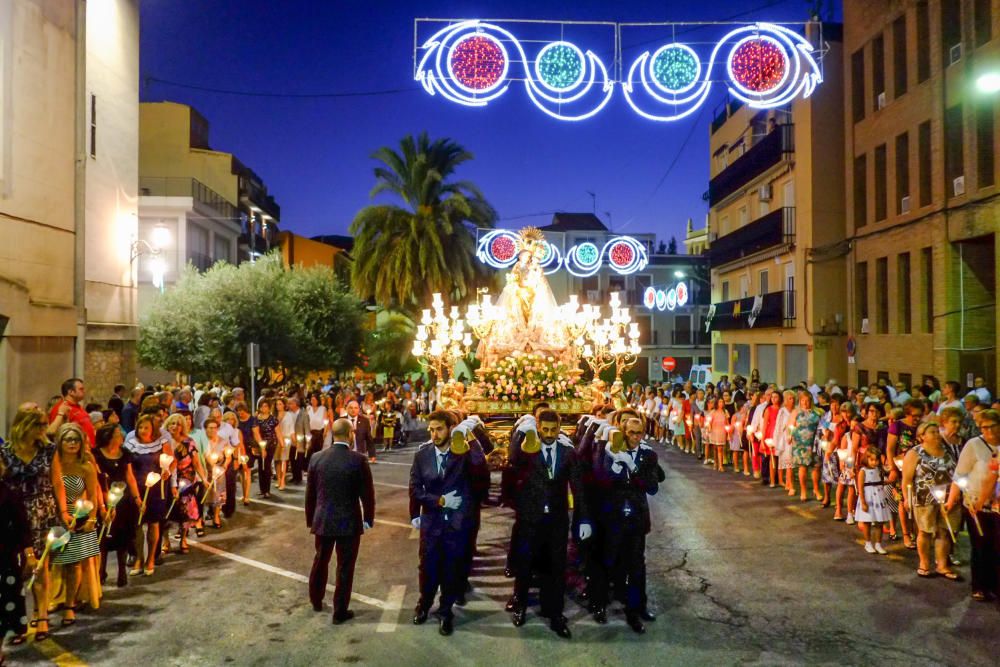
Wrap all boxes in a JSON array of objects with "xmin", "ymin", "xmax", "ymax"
[
  {"xmin": 312, "ymin": 602, "xmax": 323, "ymax": 612},
  {"xmin": 550, "ymin": 616, "xmax": 571, "ymax": 639},
  {"xmin": 505, "ymin": 596, "xmax": 519, "ymax": 612},
  {"xmin": 511, "ymin": 607, "xmax": 527, "ymax": 627},
  {"xmin": 413, "ymin": 606, "xmax": 429, "ymax": 625},
  {"xmin": 638, "ymin": 608, "xmax": 656, "ymax": 622},
  {"xmin": 332, "ymin": 610, "xmax": 355, "ymax": 625},
  {"xmin": 455, "ymin": 594, "xmax": 467, "ymax": 607},
  {"xmin": 625, "ymin": 612, "xmax": 645, "ymax": 634},
  {"xmin": 439, "ymin": 615, "xmax": 454, "ymax": 636},
  {"xmin": 593, "ymin": 606, "xmax": 607, "ymax": 624}
]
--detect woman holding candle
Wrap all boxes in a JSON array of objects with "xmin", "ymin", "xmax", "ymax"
[
  {"xmin": 164, "ymin": 415, "xmax": 206, "ymax": 553},
  {"xmin": 233, "ymin": 405, "xmax": 257, "ymax": 507},
  {"xmin": 52, "ymin": 423, "xmax": 103, "ymax": 625},
  {"xmin": 853, "ymin": 445, "xmax": 891, "ymax": 555},
  {"xmin": 275, "ymin": 398, "xmax": 294, "ymax": 491},
  {"xmin": 307, "ymin": 393, "xmax": 327, "ymax": 460},
  {"xmin": 788, "ymin": 392, "xmax": 821, "ymax": 502},
  {"xmin": 125, "ymin": 415, "xmax": 172, "ymax": 577},
  {"xmin": 93, "ymin": 424, "xmax": 140, "ymax": 587},
  {"xmin": 902, "ymin": 422, "xmax": 961, "ymax": 578},
  {"xmin": 255, "ymin": 400, "xmax": 281, "ymax": 498},
  {"xmin": 706, "ymin": 397, "xmax": 728, "ymax": 473},
  {"xmin": 759, "ymin": 390, "xmax": 782, "ymax": 487},
  {"xmin": 202, "ymin": 418, "xmax": 230, "ymax": 528}
]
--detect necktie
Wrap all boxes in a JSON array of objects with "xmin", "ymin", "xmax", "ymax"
[
  {"xmin": 544, "ymin": 447, "xmax": 553, "ymax": 477},
  {"xmin": 438, "ymin": 451, "xmax": 447, "ymax": 475}
]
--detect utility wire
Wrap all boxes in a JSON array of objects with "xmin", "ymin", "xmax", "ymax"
[{"xmin": 144, "ymin": 76, "xmax": 421, "ymax": 99}]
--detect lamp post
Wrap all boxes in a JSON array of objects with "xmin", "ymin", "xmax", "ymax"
[{"xmin": 130, "ymin": 223, "xmax": 169, "ymax": 293}]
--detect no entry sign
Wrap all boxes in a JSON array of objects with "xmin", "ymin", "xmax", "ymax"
[{"xmin": 662, "ymin": 357, "xmax": 677, "ymax": 373}]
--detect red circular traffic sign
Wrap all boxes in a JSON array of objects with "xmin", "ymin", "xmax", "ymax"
[{"xmin": 662, "ymin": 357, "xmax": 677, "ymax": 372}]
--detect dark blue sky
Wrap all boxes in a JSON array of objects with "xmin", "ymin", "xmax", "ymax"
[{"xmin": 140, "ymin": 0, "xmax": 839, "ymax": 243}]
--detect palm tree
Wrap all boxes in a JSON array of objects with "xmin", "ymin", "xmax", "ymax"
[{"xmin": 350, "ymin": 132, "xmax": 497, "ymax": 310}]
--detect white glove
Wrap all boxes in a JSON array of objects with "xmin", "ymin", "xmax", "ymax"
[
  {"xmin": 578, "ymin": 523, "xmax": 593, "ymax": 540},
  {"xmin": 515, "ymin": 414, "xmax": 536, "ymax": 428},
  {"xmin": 441, "ymin": 491, "xmax": 462, "ymax": 510},
  {"xmin": 516, "ymin": 419, "xmax": 538, "ymax": 435},
  {"xmin": 453, "ymin": 422, "xmax": 472, "ymax": 437},
  {"xmin": 617, "ymin": 449, "xmax": 637, "ymax": 472},
  {"xmin": 596, "ymin": 424, "xmax": 611, "ymax": 440},
  {"xmin": 580, "ymin": 415, "xmax": 595, "ymax": 427},
  {"xmin": 468, "ymin": 415, "xmax": 484, "ymax": 427},
  {"xmin": 557, "ymin": 433, "xmax": 573, "ymax": 448},
  {"xmin": 363, "ymin": 521, "xmax": 373, "ymax": 532},
  {"xmin": 410, "ymin": 517, "xmax": 421, "ymax": 530}
]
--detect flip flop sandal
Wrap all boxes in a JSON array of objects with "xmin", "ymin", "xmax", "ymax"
[
  {"xmin": 916, "ymin": 568, "xmax": 935, "ymax": 578},
  {"xmin": 935, "ymin": 570, "xmax": 963, "ymax": 581},
  {"xmin": 10, "ymin": 633, "xmax": 28, "ymax": 646},
  {"xmin": 34, "ymin": 619, "xmax": 50, "ymax": 641},
  {"xmin": 195, "ymin": 527, "xmax": 206, "ymax": 537},
  {"xmin": 971, "ymin": 591, "xmax": 988, "ymax": 601}
]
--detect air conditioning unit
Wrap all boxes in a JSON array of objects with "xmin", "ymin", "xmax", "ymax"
[
  {"xmin": 900, "ymin": 195, "xmax": 911, "ymax": 214},
  {"xmin": 877, "ymin": 91, "xmax": 886, "ymax": 109},
  {"xmin": 861, "ymin": 318, "xmax": 870, "ymax": 334},
  {"xmin": 758, "ymin": 183, "xmax": 773, "ymax": 201},
  {"xmin": 953, "ymin": 175, "xmax": 966, "ymax": 196},
  {"xmin": 949, "ymin": 43, "xmax": 963, "ymax": 66}
]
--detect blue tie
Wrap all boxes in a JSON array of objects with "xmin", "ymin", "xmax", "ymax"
[
  {"xmin": 438, "ymin": 451, "xmax": 447, "ymax": 475},
  {"xmin": 544, "ymin": 448, "xmax": 553, "ymax": 476}
]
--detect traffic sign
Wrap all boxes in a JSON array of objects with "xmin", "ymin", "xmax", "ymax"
[{"xmin": 662, "ymin": 357, "xmax": 677, "ymax": 372}]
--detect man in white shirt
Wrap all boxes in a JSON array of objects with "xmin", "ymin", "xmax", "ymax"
[
  {"xmin": 937, "ymin": 381, "xmax": 965, "ymax": 414},
  {"xmin": 892, "ymin": 382, "xmax": 911, "ymax": 406},
  {"xmin": 969, "ymin": 377, "xmax": 992, "ymax": 406}
]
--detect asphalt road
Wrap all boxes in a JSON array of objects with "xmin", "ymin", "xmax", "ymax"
[{"xmin": 8, "ymin": 439, "xmax": 996, "ymax": 666}]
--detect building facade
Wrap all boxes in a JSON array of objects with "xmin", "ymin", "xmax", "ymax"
[
  {"xmin": 845, "ymin": 0, "xmax": 998, "ymax": 392},
  {"xmin": 683, "ymin": 217, "xmax": 710, "ymax": 256},
  {"xmin": 707, "ymin": 24, "xmax": 848, "ymax": 387},
  {"xmin": 0, "ymin": 0, "xmax": 139, "ymax": 432}
]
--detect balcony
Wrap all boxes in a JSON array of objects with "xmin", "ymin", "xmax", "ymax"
[
  {"xmin": 140, "ymin": 176, "xmax": 238, "ymax": 223},
  {"xmin": 708, "ymin": 124, "xmax": 794, "ymax": 206},
  {"xmin": 671, "ymin": 330, "xmax": 712, "ymax": 346},
  {"xmin": 708, "ymin": 290, "xmax": 796, "ymax": 331},
  {"xmin": 708, "ymin": 207, "xmax": 796, "ymax": 267}
]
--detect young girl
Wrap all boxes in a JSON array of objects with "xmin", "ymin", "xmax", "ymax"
[
  {"xmin": 708, "ymin": 398, "xmax": 729, "ymax": 472},
  {"xmin": 835, "ymin": 410, "xmax": 859, "ymax": 522},
  {"xmin": 854, "ymin": 445, "xmax": 890, "ymax": 554},
  {"xmin": 729, "ymin": 398, "xmax": 748, "ymax": 475},
  {"xmin": 670, "ymin": 389, "xmax": 686, "ymax": 451},
  {"xmin": 761, "ymin": 391, "xmax": 783, "ymax": 487}
]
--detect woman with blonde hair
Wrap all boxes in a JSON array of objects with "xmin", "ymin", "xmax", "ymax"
[
  {"xmin": 52, "ymin": 423, "xmax": 103, "ymax": 625},
  {"xmin": 1, "ymin": 408, "xmax": 62, "ymax": 643},
  {"xmin": 163, "ymin": 413, "xmax": 206, "ymax": 553}
]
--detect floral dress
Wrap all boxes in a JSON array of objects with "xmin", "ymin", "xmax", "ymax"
[
  {"xmin": 169, "ymin": 439, "xmax": 201, "ymax": 522},
  {"xmin": 791, "ymin": 409, "xmax": 820, "ymax": 467},
  {"xmin": 912, "ymin": 446, "xmax": 957, "ymax": 509},
  {"xmin": 0, "ymin": 441, "xmax": 60, "ymax": 557}
]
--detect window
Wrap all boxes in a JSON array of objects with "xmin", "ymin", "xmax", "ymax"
[
  {"xmin": 893, "ymin": 15, "xmax": 908, "ymax": 98},
  {"xmin": 918, "ymin": 121, "xmax": 932, "ymax": 206},
  {"xmin": 941, "ymin": 1, "xmax": 962, "ymax": 67},
  {"xmin": 874, "ymin": 144, "xmax": 887, "ymax": 221},
  {"xmin": 89, "ymin": 94, "xmax": 97, "ymax": 158},
  {"xmin": 895, "ymin": 132, "xmax": 910, "ymax": 213},
  {"xmin": 854, "ymin": 154, "xmax": 868, "ymax": 227},
  {"xmin": 187, "ymin": 224, "xmax": 211, "ymax": 271},
  {"xmin": 721, "ymin": 281, "xmax": 730, "ymax": 301},
  {"xmin": 633, "ymin": 274, "xmax": 651, "ymax": 307},
  {"xmin": 739, "ymin": 206, "xmax": 748, "ymax": 227},
  {"xmin": 714, "ymin": 343, "xmax": 730, "ymax": 374},
  {"xmin": 636, "ymin": 315, "xmax": 652, "ymax": 346},
  {"xmin": 759, "ymin": 269, "xmax": 769, "ymax": 295},
  {"xmin": 945, "ymin": 105, "xmax": 965, "ymax": 190},
  {"xmin": 739, "ymin": 275, "xmax": 749, "ymax": 298},
  {"xmin": 877, "ymin": 370, "xmax": 891, "ymax": 384},
  {"xmin": 872, "ymin": 34, "xmax": 886, "ymax": 110},
  {"xmin": 851, "ymin": 48, "xmax": 866, "ymax": 122},
  {"xmin": 720, "ymin": 215, "xmax": 730, "ymax": 236},
  {"xmin": 898, "ymin": 252, "xmax": 912, "ymax": 334},
  {"xmin": 876, "ymin": 257, "xmax": 889, "ymax": 333},
  {"xmin": 920, "ymin": 247, "xmax": 933, "ymax": 333},
  {"xmin": 975, "ymin": 0, "xmax": 992, "ymax": 47},
  {"xmin": 784, "ymin": 269, "xmax": 795, "ymax": 319},
  {"xmin": 899, "ymin": 373, "xmax": 913, "ymax": 391},
  {"xmin": 582, "ymin": 275, "xmax": 599, "ymax": 302},
  {"xmin": 916, "ymin": 2, "xmax": 930, "ymax": 82},
  {"xmin": 213, "ymin": 235, "xmax": 231, "ymax": 264},
  {"xmin": 759, "ymin": 200, "xmax": 770, "ymax": 216},
  {"xmin": 856, "ymin": 261, "xmax": 869, "ymax": 324},
  {"xmin": 977, "ymin": 100, "xmax": 995, "ymax": 188},
  {"xmin": 858, "ymin": 370, "xmax": 870, "ymax": 388}
]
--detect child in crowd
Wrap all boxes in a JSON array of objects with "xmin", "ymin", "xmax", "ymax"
[{"xmin": 854, "ymin": 446, "xmax": 891, "ymax": 554}]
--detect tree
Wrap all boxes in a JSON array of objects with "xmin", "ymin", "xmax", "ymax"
[
  {"xmin": 138, "ymin": 255, "xmax": 365, "ymax": 385},
  {"xmin": 667, "ymin": 236, "xmax": 678, "ymax": 254},
  {"xmin": 350, "ymin": 132, "xmax": 497, "ymax": 311},
  {"xmin": 364, "ymin": 310, "xmax": 421, "ymax": 376}
]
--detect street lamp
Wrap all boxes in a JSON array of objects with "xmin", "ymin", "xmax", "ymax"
[
  {"xmin": 131, "ymin": 223, "xmax": 170, "ymax": 293},
  {"xmin": 976, "ymin": 71, "xmax": 1000, "ymax": 94},
  {"xmin": 674, "ymin": 270, "xmax": 686, "ymax": 278}
]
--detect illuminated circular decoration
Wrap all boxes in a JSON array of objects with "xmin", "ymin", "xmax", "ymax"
[
  {"xmin": 643, "ymin": 286, "xmax": 657, "ymax": 310},
  {"xmin": 650, "ymin": 44, "xmax": 701, "ymax": 95},
  {"xmin": 535, "ymin": 41, "xmax": 585, "ymax": 92},
  {"xmin": 655, "ymin": 289, "xmax": 667, "ymax": 311},
  {"xmin": 540, "ymin": 242, "xmax": 563, "ymax": 275},
  {"xmin": 727, "ymin": 35, "xmax": 788, "ymax": 95},
  {"xmin": 666, "ymin": 287, "xmax": 678, "ymax": 311},
  {"xmin": 491, "ymin": 235, "xmax": 516, "ymax": 262},
  {"xmin": 602, "ymin": 236, "xmax": 648, "ymax": 275},
  {"xmin": 675, "ymin": 281, "xmax": 689, "ymax": 307},
  {"xmin": 476, "ymin": 230, "xmax": 520, "ymax": 268},
  {"xmin": 449, "ymin": 33, "xmax": 508, "ymax": 93},
  {"xmin": 566, "ymin": 241, "xmax": 601, "ymax": 277},
  {"xmin": 577, "ymin": 242, "xmax": 599, "ymax": 265}
]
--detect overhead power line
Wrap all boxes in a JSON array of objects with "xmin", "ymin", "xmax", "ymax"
[{"xmin": 144, "ymin": 76, "xmax": 421, "ymax": 99}]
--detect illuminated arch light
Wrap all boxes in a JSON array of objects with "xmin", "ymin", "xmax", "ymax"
[
  {"xmin": 643, "ymin": 286, "xmax": 657, "ymax": 310},
  {"xmin": 540, "ymin": 242, "xmax": 563, "ymax": 275},
  {"xmin": 665, "ymin": 287, "xmax": 678, "ymax": 311},
  {"xmin": 650, "ymin": 43, "xmax": 701, "ymax": 95},
  {"xmin": 416, "ymin": 21, "xmax": 513, "ymax": 108},
  {"xmin": 535, "ymin": 41, "xmax": 585, "ymax": 92},
  {"xmin": 476, "ymin": 230, "xmax": 520, "ymax": 268},
  {"xmin": 727, "ymin": 35, "xmax": 789, "ymax": 96},
  {"xmin": 603, "ymin": 236, "xmax": 648, "ymax": 275},
  {"xmin": 448, "ymin": 33, "xmax": 509, "ymax": 93},
  {"xmin": 655, "ymin": 289, "xmax": 667, "ymax": 311},
  {"xmin": 566, "ymin": 241, "xmax": 602, "ymax": 277},
  {"xmin": 675, "ymin": 281, "xmax": 689, "ymax": 307}
]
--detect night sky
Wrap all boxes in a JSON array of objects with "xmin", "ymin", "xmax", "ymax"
[{"xmin": 139, "ymin": 0, "xmax": 841, "ymax": 243}]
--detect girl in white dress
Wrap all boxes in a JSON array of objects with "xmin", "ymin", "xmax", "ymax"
[{"xmin": 855, "ymin": 446, "xmax": 891, "ymax": 554}]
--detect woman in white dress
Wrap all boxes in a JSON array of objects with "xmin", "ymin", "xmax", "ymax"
[
  {"xmin": 854, "ymin": 446, "xmax": 891, "ymax": 554},
  {"xmin": 275, "ymin": 398, "xmax": 295, "ymax": 491}
]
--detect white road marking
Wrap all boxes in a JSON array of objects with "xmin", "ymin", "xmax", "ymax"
[
  {"xmin": 371, "ymin": 460, "xmax": 412, "ymax": 467},
  {"xmin": 248, "ymin": 497, "xmax": 412, "ymax": 529},
  {"xmin": 189, "ymin": 540, "xmax": 387, "ymax": 609},
  {"xmin": 374, "ymin": 481, "xmax": 409, "ymax": 490},
  {"xmin": 376, "ymin": 584, "xmax": 407, "ymax": 633}
]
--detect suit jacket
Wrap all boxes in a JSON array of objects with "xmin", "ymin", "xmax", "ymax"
[
  {"xmin": 509, "ymin": 434, "xmax": 588, "ymax": 526},
  {"xmin": 305, "ymin": 443, "xmax": 375, "ymax": 537},
  {"xmin": 348, "ymin": 415, "xmax": 373, "ymax": 454},
  {"xmin": 409, "ymin": 441, "xmax": 487, "ymax": 535},
  {"xmin": 595, "ymin": 444, "xmax": 664, "ymax": 535},
  {"xmin": 291, "ymin": 409, "xmax": 311, "ymax": 441}
]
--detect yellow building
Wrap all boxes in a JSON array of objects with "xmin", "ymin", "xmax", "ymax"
[
  {"xmin": 707, "ymin": 24, "xmax": 847, "ymax": 387},
  {"xmin": 276, "ymin": 231, "xmax": 347, "ymax": 270},
  {"xmin": 683, "ymin": 217, "xmax": 710, "ymax": 256},
  {"xmin": 844, "ymin": 0, "xmax": 998, "ymax": 392}
]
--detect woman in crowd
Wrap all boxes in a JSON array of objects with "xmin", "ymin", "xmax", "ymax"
[
  {"xmin": 887, "ymin": 400, "xmax": 922, "ymax": 547},
  {"xmin": 255, "ymin": 399, "xmax": 281, "ymax": 498},
  {"xmin": 52, "ymin": 423, "xmax": 103, "ymax": 625},
  {"xmin": 93, "ymin": 424, "xmax": 139, "ymax": 587},
  {"xmin": 728, "ymin": 396, "xmax": 749, "ymax": 475},
  {"xmin": 0, "ymin": 456, "xmax": 33, "ymax": 664},
  {"xmin": 747, "ymin": 390, "xmax": 769, "ymax": 481},
  {"xmin": 1, "ymin": 408, "xmax": 60, "ymax": 642},
  {"xmin": 192, "ymin": 394, "xmax": 212, "ymax": 431},
  {"xmin": 834, "ymin": 405, "xmax": 858, "ymax": 521},
  {"xmin": 307, "ymin": 393, "xmax": 327, "ymax": 459},
  {"xmin": 946, "ymin": 409, "xmax": 1000, "ymax": 601},
  {"xmin": 817, "ymin": 395, "xmax": 843, "ymax": 507},
  {"xmin": 789, "ymin": 391, "xmax": 821, "ymax": 502},
  {"xmin": 126, "ymin": 414, "xmax": 172, "ymax": 577},
  {"xmin": 707, "ymin": 397, "xmax": 728, "ymax": 473},
  {"xmin": 760, "ymin": 390, "xmax": 783, "ymax": 487},
  {"xmin": 233, "ymin": 406, "xmax": 256, "ymax": 506},
  {"xmin": 275, "ymin": 398, "xmax": 293, "ymax": 491},
  {"xmin": 164, "ymin": 415, "xmax": 206, "ymax": 553},
  {"xmin": 773, "ymin": 390, "xmax": 796, "ymax": 494},
  {"xmin": 202, "ymin": 418, "xmax": 229, "ymax": 528},
  {"xmin": 903, "ymin": 422, "xmax": 961, "ymax": 579}
]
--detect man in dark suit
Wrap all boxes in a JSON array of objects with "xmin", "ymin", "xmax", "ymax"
[
  {"xmin": 508, "ymin": 409, "xmax": 592, "ymax": 639},
  {"xmin": 590, "ymin": 416, "xmax": 664, "ymax": 634},
  {"xmin": 409, "ymin": 410, "xmax": 487, "ymax": 636},
  {"xmin": 305, "ymin": 418, "xmax": 376, "ymax": 624},
  {"xmin": 345, "ymin": 399, "xmax": 376, "ymax": 464}
]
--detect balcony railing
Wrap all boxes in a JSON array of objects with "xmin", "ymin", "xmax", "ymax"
[
  {"xmin": 708, "ymin": 207, "xmax": 796, "ymax": 267},
  {"xmin": 671, "ymin": 330, "xmax": 712, "ymax": 346},
  {"xmin": 708, "ymin": 124, "xmax": 794, "ymax": 206},
  {"xmin": 708, "ymin": 290, "xmax": 796, "ymax": 331},
  {"xmin": 140, "ymin": 176, "xmax": 238, "ymax": 222}
]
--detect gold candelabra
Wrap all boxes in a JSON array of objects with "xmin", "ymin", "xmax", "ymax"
[{"xmin": 411, "ymin": 293, "xmax": 473, "ymax": 383}]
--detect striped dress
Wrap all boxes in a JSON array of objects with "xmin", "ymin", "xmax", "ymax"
[{"xmin": 53, "ymin": 475, "xmax": 100, "ymax": 565}]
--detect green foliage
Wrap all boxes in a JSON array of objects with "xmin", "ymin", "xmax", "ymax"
[
  {"xmin": 364, "ymin": 310, "xmax": 420, "ymax": 376},
  {"xmin": 138, "ymin": 255, "xmax": 365, "ymax": 383},
  {"xmin": 350, "ymin": 132, "xmax": 497, "ymax": 311}
]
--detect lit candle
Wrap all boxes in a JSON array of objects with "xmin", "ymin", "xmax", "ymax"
[{"xmin": 137, "ymin": 472, "xmax": 161, "ymax": 526}]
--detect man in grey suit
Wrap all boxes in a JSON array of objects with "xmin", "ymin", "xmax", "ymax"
[
  {"xmin": 306, "ymin": 418, "xmax": 376, "ymax": 624},
  {"xmin": 288, "ymin": 397, "xmax": 311, "ymax": 484}
]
